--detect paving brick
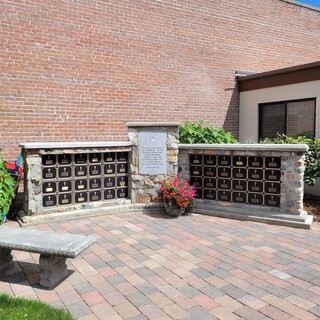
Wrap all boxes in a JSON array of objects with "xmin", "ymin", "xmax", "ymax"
[
  {"xmin": 187, "ymin": 306, "xmax": 218, "ymax": 320},
  {"xmin": 258, "ymin": 305, "xmax": 292, "ymax": 319},
  {"xmin": 234, "ymin": 306, "xmax": 266, "ymax": 320}
]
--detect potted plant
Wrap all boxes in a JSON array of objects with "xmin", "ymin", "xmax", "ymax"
[
  {"xmin": 158, "ymin": 174, "xmax": 196, "ymax": 217},
  {"xmin": 0, "ymin": 152, "xmax": 15, "ymax": 224}
]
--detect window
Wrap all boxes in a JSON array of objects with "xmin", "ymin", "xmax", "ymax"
[{"xmin": 259, "ymin": 98, "xmax": 316, "ymax": 139}]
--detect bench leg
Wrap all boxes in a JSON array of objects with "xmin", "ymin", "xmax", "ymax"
[
  {"xmin": 0, "ymin": 248, "xmax": 14, "ymax": 273},
  {"xmin": 39, "ymin": 255, "xmax": 68, "ymax": 288}
]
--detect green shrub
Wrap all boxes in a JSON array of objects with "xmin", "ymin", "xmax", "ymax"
[
  {"xmin": 179, "ymin": 121, "xmax": 237, "ymax": 144},
  {"xmin": 259, "ymin": 134, "xmax": 320, "ymax": 186}
]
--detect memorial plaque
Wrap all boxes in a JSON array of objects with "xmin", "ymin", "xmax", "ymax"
[
  {"xmin": 117, "ymin": 163, "xmax": 128, "ymax": 174},
  {"xmin": 190, "ymin": 177, "xmax": 202, "ymax": 187},
  {"xmin": 218, "ymin": 167, "xmax": 231, "ymax": 178},
  {"xmin": 75, "ymin": 192, "xmax": 88, "ymax": 203},
  {"xmin": 58, "ymin": 166, "xmax": 71, "ymax": 178},
  {"xmin": 139, "ymin": 132, "xmax": 166, "ymax": 175},
  {"xmin": 233, "ymin": 156, "xmax": 247, "ymax": 167},
  {"xmin": 42, "ymin": 154, "xmax": 56, "ymax": 166},
  {"xmin": 104, "ymin": 164, "xmax": 115, "ymax": 175},
  {"xmin": 190, "ymin": 166, "xmax": 202, "ymax": 176},
  {"xmin": 75, "ymin": 179, "xmax": 87, "ymax": 191},
  {"xmin": 43, "ymin": 195, "xmax": 56, "ymax": 207},
  {"xmin": 232, "ymin": 168, "xmax": 247, "ymax": 179},
  {"xmin": 75, "ymin": 165, "xmax": 87, "ymax": 177},
  {"xmin": 104, "ymin": 177, "xmax": 115, "ymax": 188},
  {"xmin": 195, "ymin": 188, "xmax": 203, "ymax": 199},
  {"xmin": 232, "ymin": 192, "xmax": 247, "ymax": 203},
  {"xmin": 265, "ymin": 169, "xmax": 281, "ymax": 181},
  {"xmin": 265, "ymin": 157, "xmax": 281, "ymax": 169},
  {"xmin": 104, "ymin": 152, "xmax": 115, "ymax": 163},
  {"xmin": 190, "ymin": 155, "xmax": 202, "ymax": 165},
  {"xmin": 89, "ymin": 153, "xmax": 101, "ymax": 163},
  {"xmin": 58, "ymin": 180, "xmax": 72, "ymax": 192},
  {"xmin": 58, "ymin": 154, "xmax": 71, "ymax": 165},
  {"xmin": 218, "ymin": 156, "xmax": 231, "ymax": 166},
  {"xmin": 89, "ymin": 178, "xmax": 101, "ymax": 190},
  {"xmin": 204, "ymin": 178, "xmax": 216, "ymax": 189},
  {"xmin": 248, "ymin": 169, "xmax": 263, "ymax": 180},
  {"xmin": 248, "ymin": 181, "xmax": 263, "ymax": 193},
  {"xmin": 75, "ymin": 154, "xmax": 87, "ymax": 164},
  {"xmin": 117, "ymin": 188, "xmax": 128, "ymax": 198},
  {"xmin": 204, "ymin": 189, "xmax": 216, "ymax": 200},
  {"xmin": 117, "ymin": 176, "xmax": 128, "ymax": 187},
  {"xmin": 218, "ymin": 179, "xmax": 231, "ymax": 190},
  {"xmin": 204, "ymin": 166, "xmax": 216, "ymax": 177},
  {"xmin": 218, "ymin": 190, "xmax": 231, "ymax": 201},
  {"xmin": 233, "ymin": 180, "xmax": 246, "ymax": 191},
  {"xmin": 265, "ymin": 182, "xmax": 281, "ymax": 194},
  {"xmin": 42, "ymin": 181, "xmax": 56, "ymax": 194},
  {"xmin": 42, "ymin": 167, "xmax": 56, "ymax": 179},
  {"xmin": 248, "ymin": 193, "xmax": 263, "ymax": 205},
  {"xmin": 204, "ymin": 155, "xmax": 216, "ymax": 165},
  {"xmin": 58, "ymin": 194, "xmax": 72, "ymax": 205},
  {"xmin": 249, "ymin": 156, "xmax": 263, "ymax": 168},
  {"xmin": 89, "ymin": 190, "xmax": 101, "ymax": 202},
  {"xmin": 104, "ymin": 189, "xmax": 115, "ymax": 200},
  {"xmin": 265, "ymin": 195, "xmax": 280, "ymax": 207},
  {"xmin": 117, "ymin": 152, "xmax": 128, "ymax": 162},
  {"xmin": 89, "ymin": 165, "xmax": 101, "ymax": 176}
]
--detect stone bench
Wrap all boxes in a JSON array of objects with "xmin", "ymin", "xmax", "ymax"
[{"xmin": 0, "ymin": 226, "xmax": 96, "ymax": 288}]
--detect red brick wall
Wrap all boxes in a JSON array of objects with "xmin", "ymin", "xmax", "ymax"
[{"xmin": 1, "ymin": 0, "xmax": 320, "ymax": 161}]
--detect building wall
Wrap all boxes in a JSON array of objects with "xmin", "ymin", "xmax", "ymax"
[
  {"xmin": 239, "ymin": 80, "xmax": 320, "ymax": 142},
  {"xmin": 1, "ymin": 0, "xmax": 320, "ymax": 161}
]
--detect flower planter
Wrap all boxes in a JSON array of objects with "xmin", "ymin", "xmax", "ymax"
[{"xmin": 163, "ymin": 199, "xmax": 186, "ymax": 217}]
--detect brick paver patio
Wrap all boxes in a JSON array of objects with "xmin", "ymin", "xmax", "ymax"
[{"xmin": 1, "ymin": 211, "xmax": 320, "ymax": 320}]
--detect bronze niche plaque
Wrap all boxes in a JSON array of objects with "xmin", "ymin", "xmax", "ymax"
[
  {"xmin": 75, "ymin": 192, "xmax": 88, "ymax": 203},
  {"xmin": 232, "ymin": 168, "xmax": 247, "ymax": 179},
  {"xmin": 58, "ymin": 154, "xmax": 71, "ymax": 165},
  {"xmin": 104, "ymin": 177, "xmax": 115, "ymax": 188},
  {"xmin": 218, "ymin": 179, "xmax": 231, "ymax": 190},
  {"xmin": 89, "ymin": 153, "xmax": 101, "ymax": 163},
  {"xmin": 89, "ymin": 190, "xmax": 101, "ymax": 202},
  {"xmin": 195, "ymin": 188, "xmax": 203, "ymax": 199},
  {"xmin": 58, "ymin": 193, "xmax": 72, "ymax": 205},
  {"xmin": 248, "ymin": 169, "xmax": 263, "ymax": 180},
  {"xmin": 89, "ymin": 165, "xmax": 101, "ymax": 176},
  {"xmin": 204, "ymin": 155, "xmax": 216, "ymax": 165},
  {"xmin": 232, "ymin": 156, "xmax": 247, "ymax": 167},
  {"xmin": 232, "ymin": 192, "xmax": 247, "ymax": 203},
  {"xmin": 204, "ymin": 166, "xmax": 216, "ymax": 177},
  {"xmin": 265, "ymin": 157, "xmax": 281, "ymax": 169},
  {"xmin": 104, "ymin": 152, "xmax": 115, "ymax": 163},
  {"xmin": 117, "ymin": 152, "xmax": 128, "ymax": 162},
  {"xmin": 265, "ymin": 182, "xmax": 280, "ymax": 194},
  {"xmin": 265, "ymin": 195, "xmax": 280, "ymax": 207},
  {"xmin": 248, "ymin": 181, "xmax": 263, "ymax": 193},
  {"xmin": 58, "ymin": 166, "xmax": 72, "ymax": 178},
  {"xmin": 204, "ymin": 189, "xmax": 216, "ymax": 200},
  {"xmin": 117, "ymin": 176, "xmax": 128, "ymax": 187},
  {"xmin": 58, "ymin": 180, "xmax": 72, "ymax": 192},
  {"xmin": 248, "ymin": 193, "xmax": 263, "ymax": 205},
  {"xmin": 233, "ymin": 180, "xmax": 246, "ymax": 192},
  {"xmin": 204, "ymin": 178, "xmax": 216, "ymax": 189},
  {"xmin": 89, "ymin": 178, "xmax": 101, "ymax": 190},
  {"xmin": 265, "ymin": 170, "xmax": 281, "ymax": 182},
  {"xmin": 190, "ymin": 166, "xmax": 202, "ymax": 176},
  {"xmin": 117, "ymin": 163, "xmax": 128, "ymax": 174},
  {"xmin": 218, "ymin": 167, "xmax": 231, "ymax": 178},
  {"xmin": 190, "ymin": 177, "xmax": 202, "ymax": 187},
  {"xmin": 218, "ymin": 190, "xmax": 231, "ymax": 201},
  {"xmin": 75, "ymin": 179, "xmax": 87, "ymax": 191},
  {"xmin": 190, "ymin": 155, "xmax": 202, "ymax": 165},
  {"xmin": 75, "ymin": 154, "xmax": 87, "ymax": 164},
  {"xmin": 117, "ymin": 188, "xmax": 128, "ymax": 198},
  {"xmin": 104, "ymin": 164, "xmax": 115, "ymax": 175},
  {"xmin": 42, "ymin": 181, "xmax": 56, "ymax": 194},
  {"xmin": 42, "ymin": 154, "xmax": 56, "ymax": 166},
  {"xmin": 42, "ymin": 167, "xmax": 56, "ymax": 180},
  {"xmin": 104, "ymin": 189, "xmax": 115, "ymax": 200},
  {"xmin": 248, "ymin": 157, "xmax": 263, "ymax": 168},
  {"xmin": 43, "ymin": 195, "xmax": 56, "ymax": 207},
  {"xmin": 218, "ymin": 156, "xmax": 231, "ymax": 167},
  {"xmin": 75, "ymin": 165, "xmax": 88, "ymax": 177}
]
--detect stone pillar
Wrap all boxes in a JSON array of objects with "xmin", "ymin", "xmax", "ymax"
[{"xmin": 126, "ymin": 122, "xmax": 180, "ymax": 205}]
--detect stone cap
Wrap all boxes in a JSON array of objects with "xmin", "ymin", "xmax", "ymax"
[
  {"xmin": 19, "ymin": 141, "xmax": 132, "ymax": 149},
  {"xmin": 126, "ymin": 122, "xmax": 181, "ymax": 127},
  {"xmin": 179, "ymin": 143, "xmax": 309, "ymax": 152}
]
